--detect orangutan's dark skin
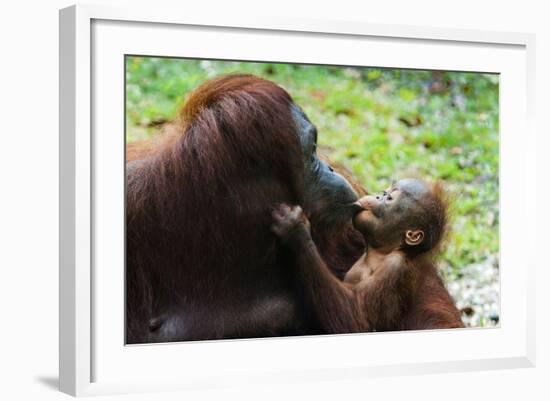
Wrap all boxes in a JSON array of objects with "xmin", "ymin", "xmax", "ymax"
[{"xmin": 272, "ymin": 179, "xmax": 464, "ymax": 332}]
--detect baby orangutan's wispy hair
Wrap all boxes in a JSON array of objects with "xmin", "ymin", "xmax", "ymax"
[{"xmin": 406, "ymin": 180, "xmax": 452, "ymax": 258}]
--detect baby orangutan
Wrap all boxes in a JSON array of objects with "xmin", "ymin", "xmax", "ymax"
[{"xmin": 272, "ymin": 178, "xmax": 463, "ymax": 333}]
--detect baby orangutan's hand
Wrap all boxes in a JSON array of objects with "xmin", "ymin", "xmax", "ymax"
[{"xmin": 271, "ymin": 204, "xmax": 311, "ymax": 241}]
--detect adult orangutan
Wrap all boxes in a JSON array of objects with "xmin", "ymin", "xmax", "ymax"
[{"xmin": 126, "ymin": 74, "xmax": 364, "ymax": 343}]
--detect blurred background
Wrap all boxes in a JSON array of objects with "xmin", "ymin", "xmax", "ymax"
[{"xmin": 126, "ymin": 56, "xmax": 500, "ymax": 328}]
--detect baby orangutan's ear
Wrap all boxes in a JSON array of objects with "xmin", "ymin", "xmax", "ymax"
[{"xmin": 405, "ymin": 229, "xmax": 424, "ymax": 246}]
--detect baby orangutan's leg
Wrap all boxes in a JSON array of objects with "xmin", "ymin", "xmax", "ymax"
[{"xmin": 272, "ymin": 204, "xmax": 368, "ymax": 334}]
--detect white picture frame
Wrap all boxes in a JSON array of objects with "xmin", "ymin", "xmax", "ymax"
[{"xmin": 59, "ymin": 3, "xmax": 536, "ymax": 397}]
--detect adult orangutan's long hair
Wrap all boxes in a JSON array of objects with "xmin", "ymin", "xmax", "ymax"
[{"xmin": 127, "ymin": 75, "xmax": 322, "ymax": 342}]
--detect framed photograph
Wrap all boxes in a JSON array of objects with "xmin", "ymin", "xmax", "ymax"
[{"xmin": 59, "ymin": 4, "xmax": 536, "ymax": 396}]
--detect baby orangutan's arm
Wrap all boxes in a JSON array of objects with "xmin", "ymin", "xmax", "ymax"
[{"xmin": 271, "ymin": 204, "xmax": 369, "ymax": 334}]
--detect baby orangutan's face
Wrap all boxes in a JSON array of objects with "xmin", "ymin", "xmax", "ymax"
[{"xmin": 352, "ymin": 179, "xmax": 429, "ymax": 249}]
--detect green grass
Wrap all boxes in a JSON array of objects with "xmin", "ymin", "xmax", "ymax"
[{"xmin": 126, "ymin": 56, "xmax": 499, "ymax": 279}]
